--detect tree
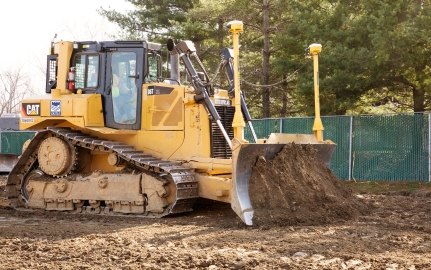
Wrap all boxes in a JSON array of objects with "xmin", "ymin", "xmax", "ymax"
[
  {"xmin": 0, "ymin": 69, "xmax": 32, "ymax": 116},
  {"xmin": 363, "ymin": 0, "xmax": 431, "ymax": 112},
  {"xmin": 99, "ymin": 1, "xmax": 203, "ymax": 44},
  {"xmin": 274, "ymin": 0, "xmax": 431, "ymax": 115}
]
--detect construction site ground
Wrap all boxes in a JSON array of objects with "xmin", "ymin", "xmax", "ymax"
[{"xmin": 0, "ymin": 176, "xmax": 430, "ymax": 270}]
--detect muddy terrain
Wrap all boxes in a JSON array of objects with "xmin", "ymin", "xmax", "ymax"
[{"xmin": 0, "ymin": 174, "xmax": 430, "ymax": 269}]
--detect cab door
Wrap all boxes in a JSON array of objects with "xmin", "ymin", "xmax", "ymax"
[{"xmin": 103, "ymin": 48, "xmax": 144, "ymax": 130}]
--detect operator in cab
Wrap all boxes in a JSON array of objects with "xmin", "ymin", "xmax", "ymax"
[{"xmin": 112, "ymin": 73, "xmax": 137, "ymax": 124}]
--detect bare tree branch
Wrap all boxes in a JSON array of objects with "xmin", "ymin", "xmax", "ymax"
[{"xmin": 0, "ymin": 68, "xmax": 34, "ymax": 116}]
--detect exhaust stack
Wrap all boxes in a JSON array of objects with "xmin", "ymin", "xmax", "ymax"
[{"xmin": 167, "ymin": 39, "xmax": 180, "ymax": 83}]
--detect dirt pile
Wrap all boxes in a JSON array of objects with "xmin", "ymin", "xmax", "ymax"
[{"xmin": 250, "ymin": 143, "xmax": 368, "ymax": 226}]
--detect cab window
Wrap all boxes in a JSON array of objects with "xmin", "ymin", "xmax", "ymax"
[
  {"xmin": 111, "ymin": 52, "xmax": 138, "ymax": 124},
  {"xmin": 74, "ymin": 54, "xmax": 99, "ymax": 89},
  {"xmin": 146, "ymin": 52, "xmax": 160, "ymax": 82}
]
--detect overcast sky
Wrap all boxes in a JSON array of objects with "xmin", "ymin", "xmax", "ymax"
[{"xmin": 0, "ymin": 0, "xmax": 131, "ymax": 94}]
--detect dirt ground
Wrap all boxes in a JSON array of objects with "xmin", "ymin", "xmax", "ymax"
[{"xmin": 0, "ymin": 175, "xmax": 430, "ymax": 270}]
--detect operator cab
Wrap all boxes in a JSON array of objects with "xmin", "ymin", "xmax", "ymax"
[{"xmin": 45, "ymin": 41, "xmax": 162, "ymax": 130}]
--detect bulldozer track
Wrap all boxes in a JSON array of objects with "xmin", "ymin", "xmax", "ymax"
[{"xmin": 6, "ymin": 127, "xmax": 198, "ymax": 217}]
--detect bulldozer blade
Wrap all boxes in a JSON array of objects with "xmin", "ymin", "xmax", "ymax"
[
  {"xmin": 0, "ymin": 154, "xmax": 19, "ymax": 173},
  {"xmin": 230, "ymin": 141, "xmax": 336, "ymax": 225}
]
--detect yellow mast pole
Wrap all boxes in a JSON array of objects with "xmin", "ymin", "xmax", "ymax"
[
  {"xmin": 309, "ymin": 43, "xmax": 324, "ymax": 142},
  {"xmin": 228, "ymin": 20, "xmax": 246, "ymax": 142}
]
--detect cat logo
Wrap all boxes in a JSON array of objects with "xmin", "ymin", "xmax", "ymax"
[{"xmin": 22, "ymin": 103, "xmax": 41, "ymax": 116}]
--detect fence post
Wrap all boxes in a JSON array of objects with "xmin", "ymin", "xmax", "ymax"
[
  {"xmin": 279, "ymin": 118, "xmax": 283, "ymax": 133},
  {"xmin": 429, "ymin": 113, "xmax": 431, "ymax": 182},
  {"xmin": 348, "ymin": 116, "xmax": 353, "ymax": 181}
]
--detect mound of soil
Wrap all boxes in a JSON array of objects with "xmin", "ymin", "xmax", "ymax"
[{"xmin": 250, "ymin": 143, "xmax": 368, "ymax": 226}]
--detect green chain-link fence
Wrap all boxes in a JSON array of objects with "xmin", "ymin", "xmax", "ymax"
[
  {"xmin": 0, "ymin": 131, "xmax": 36, "ymax": 155},
  {"xmin": 246, "ymin": 113, "xmax": 429, "ymax": 182}
]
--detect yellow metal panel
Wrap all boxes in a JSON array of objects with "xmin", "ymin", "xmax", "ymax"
[
  {"xmin": 151, "ymin": 100, "xmax": 212, "ymax": 161},
  {"xmin": 20, "ymin": 117, "xmax": 86, "ymax": 130},
  {"xmin": 184, "ymin": 103, "xmax": 211, "ymax": 157},
  {"xmin": 40, "ymin": 99, "xmax": 51, "ymax": 116},
  {"xmin": 72, "ymin": 98, "xmax": 85, "ymax": 116},
  {"xmin": 196, "ymin": 174, "xmax": 231, "ymax": 203},
  {"xmin": 85, "ymin": 94, "xmax": 104, "ymax": 125},
  {"xmin": 134, "ymin": 130, "xmax": 184, "ymax": 158},
  {"xmin": 142, "ymin": 83, "xmax": 185, "ymax": 131},
  {"xmin": 19, "ymin": 93, "xmax": 104, "ymax": 130},
  {"xmin": 62, "ymin": 98, "xmax": 73, "ymax": 115},
  {"xmin": 53, "ymin": 41, "xmax": 74, "ymax": 93}
]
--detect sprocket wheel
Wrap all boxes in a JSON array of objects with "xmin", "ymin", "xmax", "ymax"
[{"xmin": 37, "ymin": 136, "xmax": 76, "ymax": 177}]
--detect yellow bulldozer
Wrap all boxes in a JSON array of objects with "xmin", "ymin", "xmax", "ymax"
[{"xmin": 6, "ymin": 21, "xmax": 335, "ymax": 225}]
